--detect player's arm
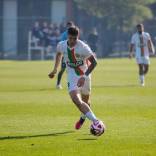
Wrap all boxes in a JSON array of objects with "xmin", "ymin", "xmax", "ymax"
[
  {"xmin": 147, "ymin": 38, "xmax": 155, "ymax": 55},
  {"xmin": 48, "ymin": 52, "xmax": 63, "ymax": 79},
  {"xmin": 85, "ymin": 55, "xmax": 97, "ymax": 76},
  {"xmin": 129, "ymin": 43, "xmax": 134, "ymax": 58},
  {"xmin": 77, "ymin": 55, "xmax": 97, "ymax": 88}
]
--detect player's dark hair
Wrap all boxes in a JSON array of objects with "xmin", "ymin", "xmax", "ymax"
[
  {"xmin": 67, "ymin": 21, "xmax": 74, "ymax": 27},
  {"xmin": 68, "ymin": 26, "xmax": 79, "ymax": 36},
  {"xmin": 136, "ymin": 23, "xmax": 144, "ymax": 28}
]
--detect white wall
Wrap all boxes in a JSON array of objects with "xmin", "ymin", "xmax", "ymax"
[{"xmin": 3, "ymin": 0, "xmax": 17, "ymax": 55}]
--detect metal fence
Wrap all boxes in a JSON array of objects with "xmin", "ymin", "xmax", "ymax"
[{"xmin": 0, "ymin": 17, "xmax": 156, "ymax": 60}]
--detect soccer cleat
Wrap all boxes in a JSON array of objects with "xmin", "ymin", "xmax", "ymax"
[
  {"xmin": 75, "ymin": 118, "xmax": 85, "ymax": 130},
  {"xmin": 140, "ymin": 80, "xmax": 145, "ymax": 87},
  {"xmin": 56, "ymin": 84, "xmax": 63, "ymax": 89},
  {"xmin": 140, "ymin": 77, "xmax": 145, "ymax": 87},
  {"xmin": 141, "ymin": 82, "xmax": 145, "ymax": 87}
]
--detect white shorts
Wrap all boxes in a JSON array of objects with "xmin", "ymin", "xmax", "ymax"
[
  {"xmin": 67, "ymin": 75, "xmax": 91, "ymax": 95},
  {"xmin": 136, "ymin": 57, "xmax": 150, "ymax": 65}
]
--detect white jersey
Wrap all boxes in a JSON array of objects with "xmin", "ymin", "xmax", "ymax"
[
  {"xmin": 57, "ymin": 39, "xmax": 93, "ymax": 77},
  {"xmin": 131, "ymin": 32, "xmax": 151, "ymax": 58}
]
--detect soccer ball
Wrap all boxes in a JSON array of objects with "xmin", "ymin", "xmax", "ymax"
[{"xmin": 90, "ymin": 120, "xmax": 105, "ymax": 136}]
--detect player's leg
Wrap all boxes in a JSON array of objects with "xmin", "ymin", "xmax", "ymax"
[
  {"xmin": 75, "ymin": 94, "xmax": 90, "ymax": 129},
  {"xmin": 75, "ymin": 76, "xmax": 92, "ymax": 129},
  {"xmin": 136, "ymin": 57, "xmax": 145, "ymax": 86},
  {"xmin": 143, "ymin": 57, "xmax": 150, "ymax": 75},
  {"xmin": 56, "ymin": 57, "xmax": 66, "ymax": 89},
  {"xmin": 138, "ymin": 64, "xmax": 144, "ymax": 75},
  {"xmin": 142, "ymin": 57, "xmax": 150, "ymax": 85},
  {"xmin": 138, "ymin": 64, "xmax": 145, "ymax": 86},
  {"xmin": 143, "ymin": 64, "xmax": 149, "ymax": 75},
  {"xmin": 56, "ymin": 67, "xmax": 65, "ymax": 88},
  {"xmin": 137, "ymin": 57, "xmax": 150, "ymax": 86},
  {"xmin": 69, "ymin": 90, "xmax": 98, "ymax": 122}
]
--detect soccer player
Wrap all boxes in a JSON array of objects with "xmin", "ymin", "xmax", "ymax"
[
  {"xmin": 56, "ymin": 21, "xmax": 74, "ymax": 89},
  {"xmin": 49, "ymin": 26, "xmax": 101, "ymax": 129},
  {"xmin": 87, "ymin": 27, "xmax": 98, "ymax": 52},
  {"xmin": 129, "ymin": 24, "xmax": 155, "ymax": 86}
]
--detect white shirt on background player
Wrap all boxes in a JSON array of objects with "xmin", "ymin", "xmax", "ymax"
[{"xmin": 131, "ymin": 32, "xmax": 151, "ymax": 58}]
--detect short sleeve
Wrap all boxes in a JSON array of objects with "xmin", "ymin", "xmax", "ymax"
[
  {"xmin": 146, "ymin": 33, "xmax": 151, "ymax": 40},
  {"xmin": 56, "ymin": 42, "xmax": 64, "ymax": 54}
]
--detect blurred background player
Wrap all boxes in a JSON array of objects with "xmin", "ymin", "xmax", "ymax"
[
  {"xmin": 49, "ymin": 26, "xmax": 103, "ymax": 130},
  {"xmin": 129, "ymin": 24, "xmax": 155, "ymax": 86},
  {"xmin": 56, "ymin": 21, "xmax": 74, "ymax": 89},
  {"xmin": 87, "ymin": 27, "xmax": 98, "ymax": 53}
]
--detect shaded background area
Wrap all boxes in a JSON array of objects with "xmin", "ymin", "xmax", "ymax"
[{"xmin": 0, "ymin": 0, "xmax": 156, "ymax": 59}]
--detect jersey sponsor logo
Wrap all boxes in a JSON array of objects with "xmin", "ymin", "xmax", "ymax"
[
  {"xmin": 67, "ymin": 60, "xmax": 84, "ymax": 68},
  {"xmin": 75, "ymin": 54, "xmax": 80, "ymax": 58}
]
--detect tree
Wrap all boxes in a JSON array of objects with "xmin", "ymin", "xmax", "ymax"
[
  {"xmin": 74, "ymin": 0, "xmax": 155, "ymax": 30},
  {"xmin": 74, "ymin": 0, "xmax": 156, "ymax": 56}
]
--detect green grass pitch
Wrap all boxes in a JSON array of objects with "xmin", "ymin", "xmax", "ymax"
[{"xmin": 0, "ymin": 58, "xmax": 156, "ymax": 156}]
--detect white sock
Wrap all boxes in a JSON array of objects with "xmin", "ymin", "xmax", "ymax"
[
  {"xmin": 139, "ymin": 75, "xmax": 144, "ymax": 83},
  {"xmin": 85, "ymin": 111, "xmax": 97, "ymax": 122},
  {"xmin": 80, "ymin": 113, "xmax": 86, "ymax": 120}
]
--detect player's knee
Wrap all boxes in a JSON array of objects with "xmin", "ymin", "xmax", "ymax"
[
  {"xmin": 139, "ymin": 67, "xmax": 144, "ymax": 75},
  {"xmin": 144, "ymin": 68, "xmax": 149, "ymax": 74},
  {"xmin": 87, "ymin": 102, "xmax": 91, "ymax": 107},
  {"xmin": 70, "ymin": 90, "xmax": 83, "ymax": 107},
  {"xmin": 83, "ymin": 100, "xmax": 90, "ymax": 106},
  {"xmin": 72, "ymin": 97, "xmax": 81, "ymax": 106}
]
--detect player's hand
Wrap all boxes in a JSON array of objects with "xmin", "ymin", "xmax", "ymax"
[
  {"xmin": 77, "ymin": 76, "xmax": 85, "ymax": 87},
  {"xmin": 48, "ymin": 69, "xmax": 57, "ymax": 79}
]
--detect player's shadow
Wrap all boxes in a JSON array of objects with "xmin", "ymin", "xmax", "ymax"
[
  {"xmin": 15, "ymin": 88, "xmax": 56, "ymax": 92},
  {"xmin": 77, "ymin": 134, "xmax": 98, "ymax": 141},
  {"xmin": 77, "ymin": 138, "xmax": 97, "ymax": 141},
  {"xmin": 0, "ymin": 131, "xmax": 74, "ymax": 141},
  {"xmin": 1, "ymin": 87, "xmax": 61, "ymax": 93}
]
